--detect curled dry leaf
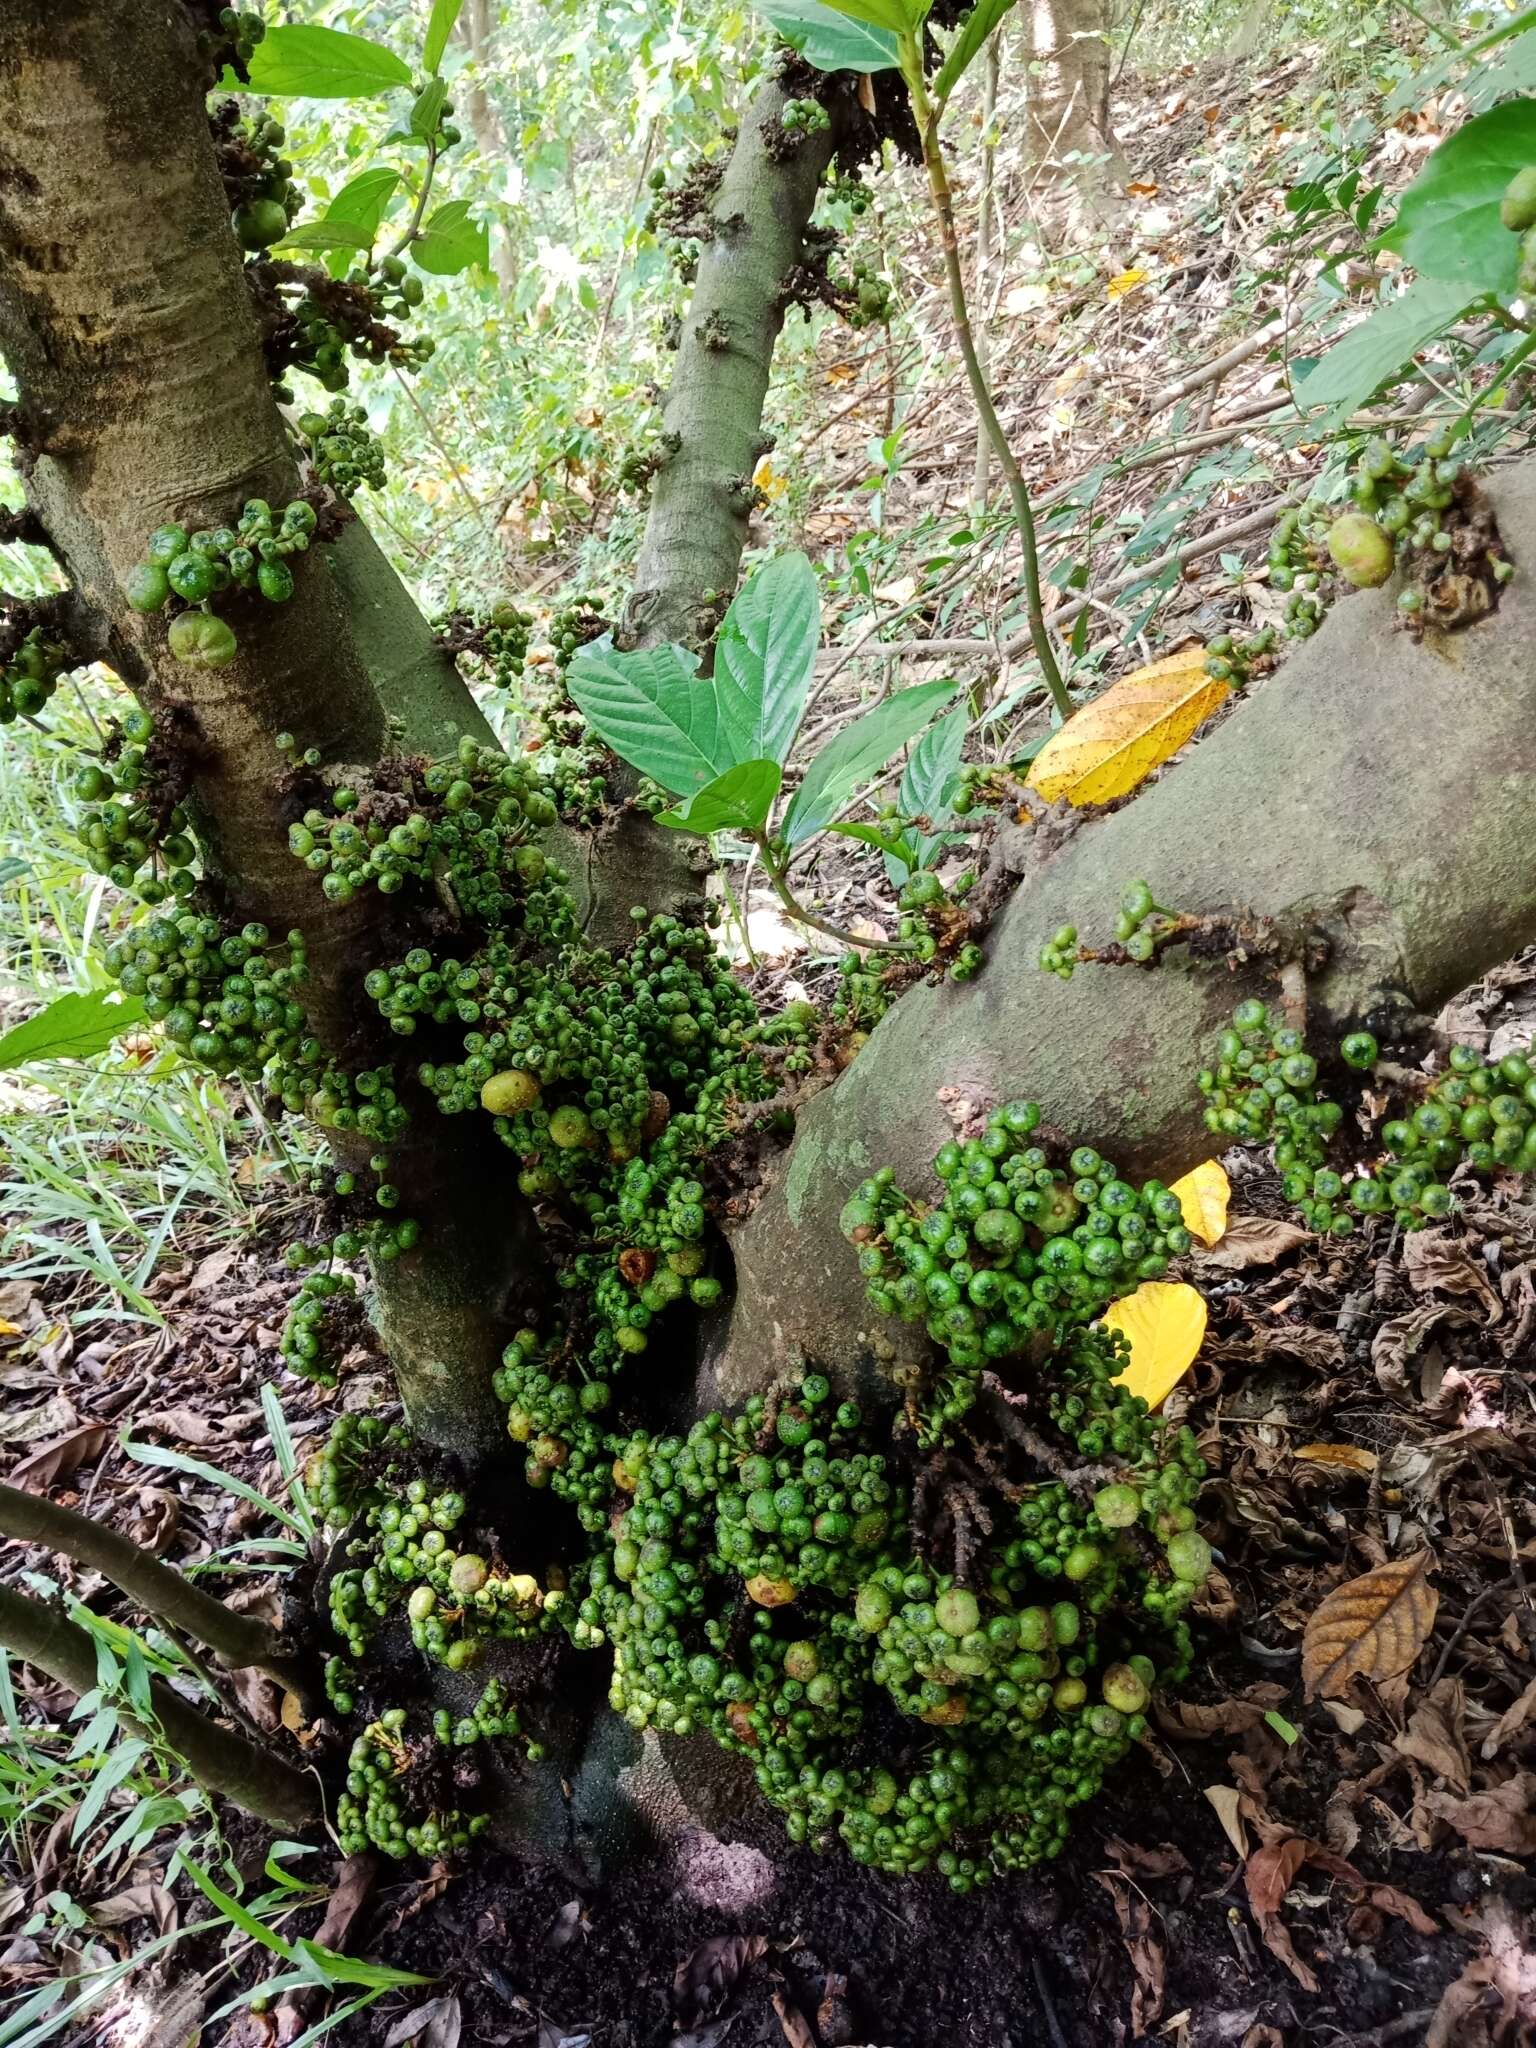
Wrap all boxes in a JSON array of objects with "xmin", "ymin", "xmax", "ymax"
[
  {"xmin": 1302, "ymin": 1552, "xmax": 1438, "ymax": 1700},
  {"xmin": 1205, "ymin": 1784, "xmax": 1249, "ymax": 1858},
  {"xmin": 771, "ymin": 1989, "xmax": 817, "ymax": 2048},
  {"xmin": 1094, "ymin": 1868, "xmax": 1166, "ymax": 2035},
  {"xmin": 1025, "ymin": 647, "xmax": 1224, "ymax": 807},
  {"xmin": 6, "ymin": 1420, "xmax": 111, "ymax": 1493},
  {"xmin": 1427, "ymin": 1772, "xmax": 1536, "ymax": 1856},
  {"xmin": 1482, "ymin": 1674, "xmax": 1536, "ymax": 1759},
  {"xmin": 1197, "ymin": 1215, "xmax": 1313, "ymax": 1271},
  {"xmin": 674, "ymin": 1933, "xmax": 769, "ymax": 2025}
]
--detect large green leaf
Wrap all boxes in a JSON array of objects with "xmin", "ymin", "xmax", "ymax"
[
  {"xmin": 934, "ymin": 0, "xmax": 1016, "ymax": 101},
  {"xmin": 424, "ymin": 0, "xmax": 467, "ymax": 74},
  {"xmin": 887, "ymin": 703, "xmax": 967, "ymax": 882},
  {"xmin": 715, "ymin": 553, "xmax": 821, "ymax": 767},
  {"xmin": 782, "ymin": 680, "xmax": 959, "ymax": 846},
  {"xmin": 310, "ymin": 168, "xmax": 400, "ymax": 275},
  {"xmin": 655, "ymin": 761, "xmax": 782, "ymax": 836},
  {"xmin": 237, "ymin": 25, "xmax": 412, "ymax": 98},
  {"xmin": 808, "ymin": 0, "xmax": 927, "ymax": 33},
  {"xmin": 1381, "ymin": 99, "xmax": 1536, "ymax": 294},
  {"xmin": 0, "ymin": 989, "xmax": 146, "ymax": 1072},
  {"xmin": 754, "ymin": 0, "xmax": 900, "ymax": 70},
  {"xmin": 1295, "ymin": 276, "xmax": 1476, "ymax": 420},
  {"xmin": 568, "ymin": 640, "xmax": 738, "ymax": 796},
  {"xmin": 409, "ymin": 200, "xmax": 489, "ymax": 275}
]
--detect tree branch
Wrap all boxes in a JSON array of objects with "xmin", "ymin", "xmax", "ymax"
[
  {"xmin": 0, "ymin": 1479, "xmax": 313, "ymax": 1693},
  {"xmin": 0, "ymin": 1582, "xmax": 318, "ymax": 1830}
]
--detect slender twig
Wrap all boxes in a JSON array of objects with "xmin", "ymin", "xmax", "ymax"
[
  {"xmin": 385, "ymin": 139, "xmax": 441, "ymax": 264},
  {"xmin": 389, "ymin": 364, "xmax": 497, "ymax": 545},
  {"xmin": 752, "ymin": 832, "xmax": 915, "ymax": 955},
  {"xmin": 900, "ymin": 39, "xmax": 1070, "ymax": 720}
]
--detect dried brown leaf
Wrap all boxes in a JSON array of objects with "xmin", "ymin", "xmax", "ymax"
[
  {"xmin": 1294, "ymin": 1442, "xmax": 1377, "ymax": 1474},
  {"xmin": 1483, "ymin": 1675, "xmax": 1536, "ymax": 1759},
  {"xmin": 771, "ymin": 1990, "xmax": 817, "ymax": 2048},
  {"xmin": 1302, "ymin": 1552, "xmax": 1438, "ymax": 1700},
  {"xmin": 674, "ymin": 1934, "xmax": 768, "ymax": 2025},
  {"xmin": 1094, "ymin": 1869, "xmax": 1165, "ymax": 2034},
  {"xmin": 6, "ymin": 1420, "xmax": 111, "ymax": 1493},
  {"xmin": 1394, "ymin": 1680, "xmax": 1471, "ymax": 1794},
  {"xmin": 382, "ymin": 1996, "xmax": 462, "ymax": 2048},
  {"xmin": 1204, "ymin": 1785, "xmax": 1249, "ymax": 1858},
  {"xmin": 1198, "ymin": 1216, "xmax": 1313, "ymax": 1270},
  {"xmin": 1427, "ymin": 1773, "xmax": 1536, "ymax": 1855},
  {"xmin": 1402, "ymin": 1232, "xmax": 1501, "ymax": 1316}
]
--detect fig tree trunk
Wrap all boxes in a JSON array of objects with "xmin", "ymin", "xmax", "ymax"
[
  {"xmin": 0, "ymin": 0, "xmax": 528, "ymax": 1461},
  {"xmin": 1023, "ymin": 0, "xmax": 1130, "ymax": 227}
]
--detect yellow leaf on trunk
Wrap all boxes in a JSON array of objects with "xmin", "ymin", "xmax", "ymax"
[
  {"xmin": 1169, "ymin": 1160, "xmax": 1230, "ymax": 1246},
  {"xmin": 1102, "ymin": 1281, "xmax": 1207, "ymax": 1410},
  {"xmin": 1026, "ymin": 649, "xmax": 1226, "ymax": 807}
]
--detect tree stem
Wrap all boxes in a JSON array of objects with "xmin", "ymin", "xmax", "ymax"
[
  {"xmin": 0, "ymin": 1583, "xmax": 318, "ymax": 1830},
  {"xmin": 902, "ymin": 46, "xmax": 1071, "ymax": 722},
  {"xmin": 754, "ymin": 835, "xmax": 915, "ymax": 955},
  {"xmin": 0, "ymin": 1479, "xmax": 313, "ymax": 1694}
]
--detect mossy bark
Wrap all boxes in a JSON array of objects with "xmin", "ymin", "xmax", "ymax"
[
  {"xmin": 0, "ymin": 0, "xmax": 525, "ymax": 1461},
  {"xmin": 623, "ymin": 75, "xmax": 839, "ymax": 653},
  {"xmin": 715, "ymin": 462, "xmax": 1536, "ymax": 1400}
]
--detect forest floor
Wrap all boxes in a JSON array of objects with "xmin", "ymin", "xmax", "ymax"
[{"xmin": 3, "ymin": 26, "xmax": 1536, "ymax": 2048}]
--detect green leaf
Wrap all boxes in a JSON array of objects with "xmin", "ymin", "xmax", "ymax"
[
  {"xmin": 1295, "ymin": 276, "xmax": 1476, "ymax": 421},
  {"xmin": 0, "ymin": 990, "xmax": 145, "ymax": 1072},
  {"xmin": 1264, "ymin": 1709, "xmax": 1301, "ymax": 1746},
  {"xmin": 239, "ymin": 25, "xmax": 412, "ymax": 98},
  {"xmin": 568, "ymin": 639, "xmax": 737, "ymax": 796},
  {"xmin": 177, "ymin": 1857, "xmax": 294, "ymax": 1959},
  {"xmin": 278, "ymin": 221, "xmax": 375, "ymax": 254},
  {"xmin": 410, "ymin": 78, "xmax": 450, "ymax": 141},
  {"xmin": 754, "ymin": 0, "xmax": 900, "ymax": 70},
  {"xmin": 715, "ymin": 552, "xmax": 821, "ymax": 766},
  {"xmin": 934, "ymin": 0, "xmax": 1016, "ymax": 100},
  {"xmin": 409, "ymin": 199, "xmax": 489, "ymax": 275},
  {"xmin": 656, "ymin": 760, "xmax": 782, "ymax": 836},
  {"xmin": 783, "ymin": 679, "xmax": 960, "ymax": 846},
  {"xmin": 313, "ymin": 168, "xmax": 400, "ymax": 276},
  {"xmin": 888, "ymin": 703, "xmax": 967, "ymax": 882},
  {"xmin": 831, "ymin": 820, "xmax": 916, "ymax": 861},
  {"xmin": 1381, "ymin": 99, "xmax": 1536, "ymax": 293},
  {"xmin": 828, "ymin": 0, "xmax": 930, "ymax": 31},
  {"xmin": 424, "ymin": 0, "xmax": 467, "ymax": 74},
  {"xmin": 294, "ymin": 1941, "xmax": 433, "ymax": 1991}
]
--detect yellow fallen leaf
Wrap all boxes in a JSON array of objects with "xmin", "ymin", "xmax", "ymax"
[
  {"xmin": 280, "ymin": 1689, "xmax": 306, "ymax": 1734},
  {"xmin": 1295, "ymin": 1443, "xmax": 1378, "ymax": 1474},
  {"xmin": 1169, "ymin": 1160, "xmax": 1230, "ymax": 1246},
  {"xmin": 752, "ymin": 454, "xmax": 788, "ymax": 501},
  {"xmin": 1106, "ymin": 265, "xmax": 1149, "ymax": 301},
  {"xmin": 1026, "ymin": 649, "xmax": 1225, "ymax": 807},
  {"xmin": 0, "ymin": 1319, "xmax": 22, "ymax": 1339},
  {"xmin": 1102, "ymin": 1281, "xmax": 1207, "ymax": 1410}
]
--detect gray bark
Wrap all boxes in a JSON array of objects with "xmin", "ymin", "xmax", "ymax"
[
  {"xmin": 715, "ymin": 463, "xmax": 1536, "ymax": 1401},
  {"xmin": 0, "ymin": 0, "xmax": 528, "ymax": 1461}
]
